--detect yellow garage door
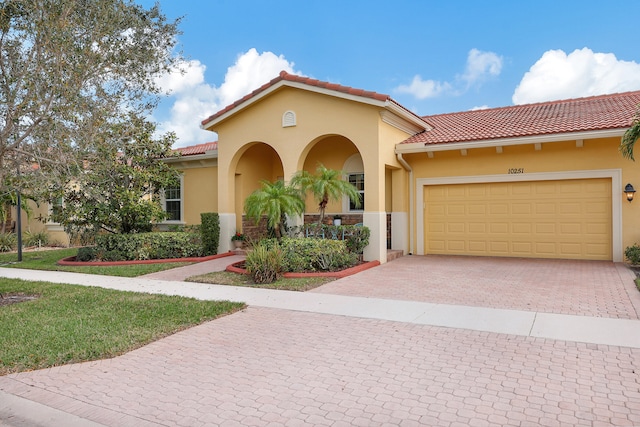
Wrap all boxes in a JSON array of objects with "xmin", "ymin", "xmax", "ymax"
[{"xmin": 424, "ymin": 178, "xmax": 612, "ymax": 260}]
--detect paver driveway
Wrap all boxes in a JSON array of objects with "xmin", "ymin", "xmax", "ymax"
[
  {"xmin": 1, "ymin": 256, "xmax": 639, "ymax": 426},
  {"xmin": 313, "ymin": 255, "xmax": 640, "ymax": 319}
]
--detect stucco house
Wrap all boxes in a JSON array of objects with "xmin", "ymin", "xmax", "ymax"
[
  {"xmin": 13, "ymin": 71, "xmax": 640, "ymax": 263},
  {"xmin": 164, "ymin": 71, "xmax": 640, "ymax": 263}
]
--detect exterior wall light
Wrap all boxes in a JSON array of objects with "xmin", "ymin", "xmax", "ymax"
[{"xmin": 625, "ymin": 183, "xmax": 636, "ymax": 202}]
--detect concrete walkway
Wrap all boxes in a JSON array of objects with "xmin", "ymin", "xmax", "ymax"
[{"xmin": 0, "ymin": 257, "xmax": 639, "ymax": 426}]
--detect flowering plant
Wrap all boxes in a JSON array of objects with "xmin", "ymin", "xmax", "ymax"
[{"xmin": 231, "ymin": 232, "xmax": 245, "ymax": 241}]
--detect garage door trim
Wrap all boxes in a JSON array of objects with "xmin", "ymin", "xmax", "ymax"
[{"xmin": 415, "ymin": 169, "xmax": 623, "ymax": 261}]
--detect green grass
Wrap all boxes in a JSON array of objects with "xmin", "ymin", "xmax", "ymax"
[
  {"xmin": 187, "ymin": 271, "xmax": 334, "ymax": 291},
  {"xmin": 0, "ymin": 278, "xmax": 245, "ymax": 375},
  {"xmin": 0, "ymin": 248, "xmax": 193, "ymax": 277}
]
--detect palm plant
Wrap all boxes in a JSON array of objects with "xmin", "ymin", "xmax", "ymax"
[
  {"xmin": 244, "ymin": 179, "xmax": 305, "ymax": 239},
  {"xmin": 620, "ymin": 105, "xmax": 640, "ymax": 160},
  {"xmin": 291, "ymin": 163, "xmax": 362, "ymax": 224}
]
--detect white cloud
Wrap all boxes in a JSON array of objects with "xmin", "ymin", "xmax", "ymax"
[
  {"xmin": 394, "ymin": 49, "xmax": 501, "ymax": 100},
  {"xmin": 395, "ymin": 75, "xmax": 451, "ymax": 100},
  {"xmin": 460, "ymin": 49, "xmax": 503, "ymax": 87},
  {"xmin": 218, "ymin": 48, "xmax": 298, "ymax": 108},
  {"xmin": 154, "ymin": 48, "xmax": 301, "ymax": 148},
  {"xmin": 513, "ymin": 48, "xmax": 640, "ymax": 104}
]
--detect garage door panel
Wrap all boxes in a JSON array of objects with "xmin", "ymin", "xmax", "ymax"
[
  {"xmin": 512, "ymin": 242, "xmax": 533, "ymax": 254},
  {"xmin": 535, "ymin": 203, "xmax": 556, "ymax": 214},
  {"xmin": 424, "ymin": 178, "xmax": 611, "ymax": 260},
  {"xmin": 560, "ymin": 223, "xmax": 582, "ymax": 234},
  {"xmin": 469, "ymin": 241, "xmax": 487, "ymax": 252}
]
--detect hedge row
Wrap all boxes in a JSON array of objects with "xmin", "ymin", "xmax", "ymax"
[{"xmin": 78, "ymin": 232, "xmax": 203, "ymax": 262}]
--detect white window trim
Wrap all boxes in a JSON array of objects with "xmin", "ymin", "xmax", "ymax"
[
  {"xmin": 160, "ymin": 175, "xmax": 185, "ymax": 225},
  {"xmin": 343, "ymin": 153, "xmax": 364, "ymax": 212}
]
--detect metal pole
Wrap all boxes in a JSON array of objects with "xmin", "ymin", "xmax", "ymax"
[{"xmin": 16, "ymin": 190, "xmax": 22, "ymax": 262}]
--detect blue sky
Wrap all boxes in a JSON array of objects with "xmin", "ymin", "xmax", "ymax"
[{"xmin": 139, "ymin": 0, "xmax": 640, "ymax": 148}]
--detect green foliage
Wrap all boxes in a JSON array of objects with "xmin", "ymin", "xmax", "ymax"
[
  {"xmin": 76, "ymin": 246, "xmax": 97, "ymax": 262},
  {"xmin": 245, "ymin": 242, "xmax": 284, "ymax": 284},
  {"xmin": 301, "ymin": 224, "xmax": 371, "ymax": 254},
  {"xmin": 620, "ymin": 105, "xmax": 640, "ymax": 160},
  {"xmin": 0, "ymin": 233, "xmax": 17, "ymax": 252},
  {"xmin": 55, "ymin": 114, "xmax": 180, "ymax": 235},
  {"xmin": 231, "ymin": 232, "xmax": 244, "ymax": 241},
  {"xmin": 0, "ymin": 0, "xmax": 183, "ymax": 214},
  {"xmin": 22, "ymin": 230, "xmax": 49, "ymax": 247},
  {"xmin": 200, "ymin": 213, "xmax": 220, "ymax": 255},
  {"xmin": 244, "ymin": 180, "xmax": 305, "ymax": 239},
  {"xmin": 94, "ymin": 232, "xmax": 203, "ymax": 261},
  {"xmin": 625, "ymin": 243, "xmax": 640, "ymax": 265},
  {"xmin": 290, "ymin": 163, "xmax": 362, "ymax": 223},
  {"xmin": 263, "ymin": 237, "xmax": 358, "ymax": 272}
]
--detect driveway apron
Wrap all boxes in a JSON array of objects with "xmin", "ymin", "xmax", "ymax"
[{"xmin": 0, "ymin": 256, "xmax": 639, "ymax": 426}]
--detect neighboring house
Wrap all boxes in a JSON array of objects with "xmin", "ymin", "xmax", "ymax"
[{"xmin": 17, "ymin": 70, "xmax": 640, "ymax": 263}]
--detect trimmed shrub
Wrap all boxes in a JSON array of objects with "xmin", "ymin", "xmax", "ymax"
[
  {"xmin": 625, "ymin": 243, "xmax": 640, "ymax": 265},
  {"xmin": 301, "ymin": 224, "xmax": 371, "ymax": 254},
  {"xmin": 76, "ymin": 246, "xmax": 97, "ymax": 261},
  {"xmin": 94, "ymin": 232, "xmax": 203, "ymax": 261},
  {"xmin": 0, "ymin": 233, "xmax": 17, "ymax": 252},
  {"xmin": 263, "ymin": 237, "xmax": 358, "ymax": 272},
  {"xmin": 245, "ymin": 242, "xmax": 283, "ymax": 284},
  {"xmin": 201, "ymin": 213, "xmax": 220, "ymax": 255}
]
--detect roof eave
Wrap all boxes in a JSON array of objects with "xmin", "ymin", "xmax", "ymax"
[
  {"xmin": 164, "ymin": 150, "xmax": 218, "ymax": 163},
  {"xmin": 395, "ymin": 128, "xmax": 627, "ymax": 154},
  {"xmin": 200, "ymin": 79, "xmax": 430, "ymax": 132}
]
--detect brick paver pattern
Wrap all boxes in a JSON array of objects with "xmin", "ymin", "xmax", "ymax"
[
  {"xmin": 313, "ymin": 255, "xmax": 640, "ymax": 319},
  {"xmin": 1, "ymin": 307, "xmax": 639, "ymax": 426}
]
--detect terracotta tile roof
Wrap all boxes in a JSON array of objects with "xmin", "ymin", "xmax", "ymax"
[
  {"xmin": 174, "ymin": 141, "xmax": 218, "ymax": 156},
  {"xmin": 201, "ymin": 71, "xmax": 395, "ymax": 127},
  {"xmin": 402, "ymin": 91, "xmax": 640, "ymax": 145}
]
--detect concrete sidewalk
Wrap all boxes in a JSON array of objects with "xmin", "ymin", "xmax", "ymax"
[{"xmin": 1, "ymin": 267, "xmax": 639, "ymax": 348}]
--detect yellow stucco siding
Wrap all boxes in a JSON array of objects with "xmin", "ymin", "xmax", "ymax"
[
  {"xmin": 407, "ymin": 136, "xmax": 640, "ymax": 260},
  {"xmin": 236, "ymin": 144, "xmax": 284, "ymax": 197},
  {"xmin": 301, "ymin": 136, "xmax": 359, "ymax": 214},
  {"xmin": 212, "ymin": 87, "xmax": 384, "ymax": 213},
  {"xmin": 182, "ymin": 166, "xmax": 218, "ymax": 225}
]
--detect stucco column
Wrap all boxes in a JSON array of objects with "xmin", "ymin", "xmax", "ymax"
[
  {"xmin": 217, "ymin": 150, "xmax": 235, "ymax": 254},
  {"xmin": 363, "ymin": 211, "xmax": 387, "ymax": 263}
]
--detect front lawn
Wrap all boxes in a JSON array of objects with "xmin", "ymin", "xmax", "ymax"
[
  {"xmin": 0, "ymin": 278, "xmax": 244, "ymax": 375},
  {"xmin": 0, "ymin": 248, "xmax": 193, "ymax": 277},
  {"xmin": 187, "ymin": 271, "xmax": 334, "ymax": 291}
]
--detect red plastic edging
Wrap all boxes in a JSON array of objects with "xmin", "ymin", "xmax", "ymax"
[
  {"xmin": 225, "ymin": 260, "xmax": 380, "ymax": 278},
  {"xmin": 57, "ymin": 251, "xmax": 234, "ymax": 266}
]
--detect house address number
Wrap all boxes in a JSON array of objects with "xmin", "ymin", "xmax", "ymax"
[{"xmin": 508, "ymin": 168, "xmax": 524, "ymax": 174}]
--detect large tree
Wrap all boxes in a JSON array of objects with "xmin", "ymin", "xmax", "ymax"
[
  {"xmin": 0, "ymin": 0, "xmax": 182, "ymax": 201},
  {"xmin": 52, "ymin": 114, "xmax": 180, "ymax": 234},
  {"xmin": 290, "ymin": 164, "xmax": 362, "ymax": 224},
  {"xmin": 621, "ymin": 105, "xmax": 640, "ymax": 160}
]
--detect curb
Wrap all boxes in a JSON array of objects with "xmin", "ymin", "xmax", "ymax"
[
  {"xmin": 57, "ymin": 251, "xmax": 234, "ymax": 267},
  {"xmin": 226, "ymin": 260, "xmax": 380, "ymax": 278}
]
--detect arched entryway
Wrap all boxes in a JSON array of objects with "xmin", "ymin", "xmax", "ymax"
[
  {"xmin": 233, "ymin": 142, "xmax": 284, "ymax": 237},
  {"xmin": 297, "ymin": 135, "xmax": 364, "ymax": 226}
]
